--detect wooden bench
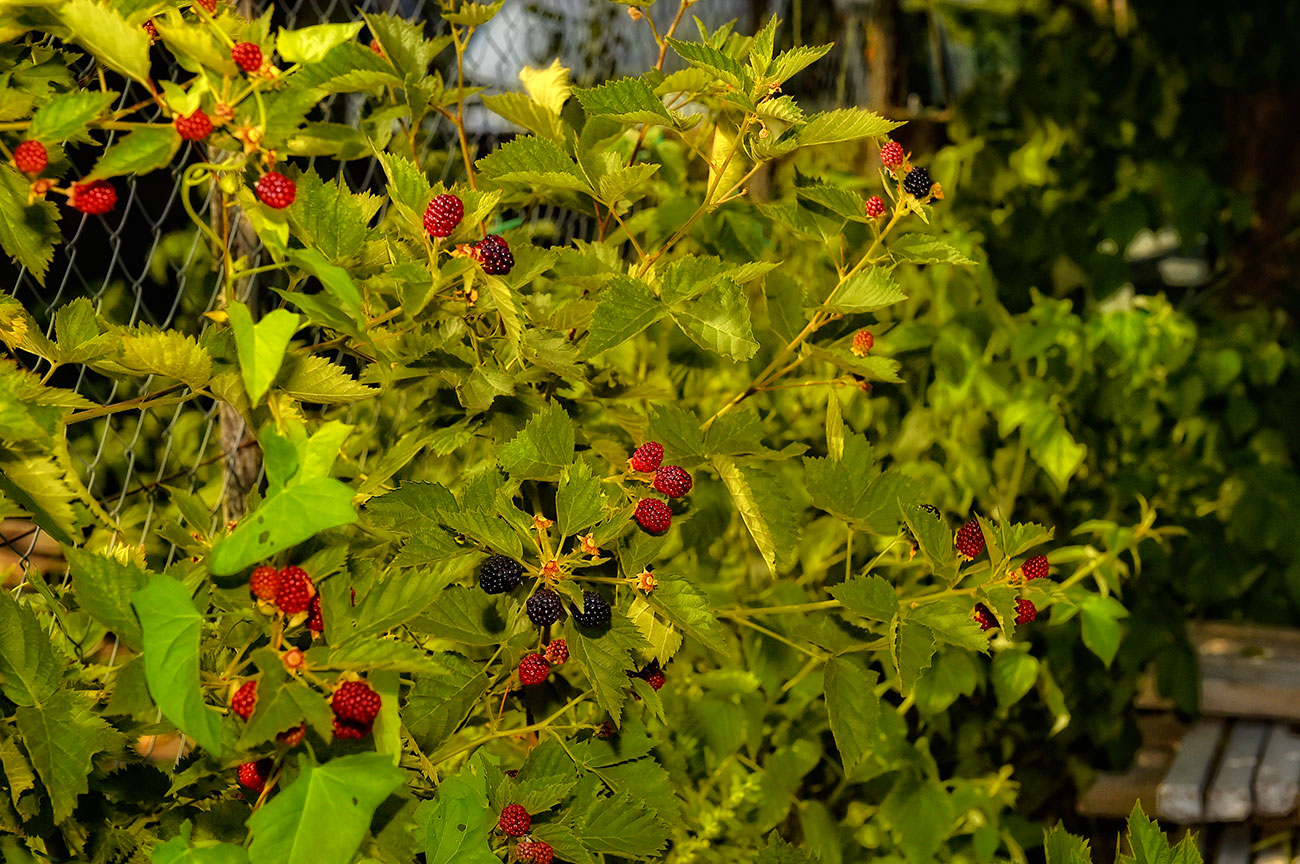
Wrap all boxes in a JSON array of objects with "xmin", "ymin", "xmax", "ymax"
[{"xmin": 1078, "ymin": 623, "xmax": 1300, "ymax": 863}]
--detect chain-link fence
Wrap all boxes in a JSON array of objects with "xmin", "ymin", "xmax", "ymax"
[{"xmin": 1, "ymin": 0, "xmax": 965, "ymax": 582}]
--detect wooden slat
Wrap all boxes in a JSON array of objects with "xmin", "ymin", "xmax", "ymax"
[
  {"xmin": 1216, "ymin": 825, "xmax": 1252, "ymax": 864},
  {"xmin": 1256, "ymin": 726, "xmax": 1300, "ymax": 818},
  {"xmin": 1208, "ymin": 722, "xmax": 1269, "ymax": 821},
  {"xmin": 1158, "ymin": 719, "xmax": 1226, "ymax": 823},
  {"xmin": 1078, "ymin": 749, "xmax": 1172, "ymax": 819},
  {"xmin": 1192, "ymin": 623, "xmax": 1300, "ymax": 723},
  {"xmin": 1139, "ymin": 712, "xmax": 1189, "ymax": 750}
]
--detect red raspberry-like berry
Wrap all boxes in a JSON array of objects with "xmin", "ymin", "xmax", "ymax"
[
  {"xmin": 275, "ymin": 565, "xmax": 314, "ymax": 615},
  {"xmin": 256, "ymin": 171, "xmax": 295, "ymax": 209},
  {"xmin": 332, "ymin": 680, "xmax": 381, "ymax": 725},
  {"xmin": 596, "ymin": 720, "xmax": 615, "ymax": 738},
  {"xmin": 174, "ymin": 108, "xmax": 212, "ymax": 141},
  {"xmin": 634, "ymin": 661, "xmax": 665, "ymax": 691},
  {"xmin": 231, "ymin": 680, "xmax": 258, "ymax": 720},
  {"xmin": 634, "ymin": 498, "xmax": 672, "ymax": 534},
  {"xmin": 972, "ymin": 603, "xmax": 996, "ymax": 631},
  {"xmin": 955, "ymin": 517, "xmax": 986, "ymax": 559},
  {"xmin": 629, "ymin": 441, "xmax": 663, "ymax": 473},
  {"xmin": 880, "ymin": 140, "xmax": 905, "ymax": 169},
  {"xmin": 498, "ymin": 804, "xmax": 531, "ymax": 837},
  {"xmin": 851, "ymin": 329, "xmax": 874, "ymax": 356},
  {"xmin": 332, "ymin": 716, "xmax": 371, "ymax": 739},
  {"xmin": 472, "ymin": 234, "xmax": 513, "ymax": 275},
  {"xmin": 70, "ymin": 180, "xmax": 117, "ymax": 215},
  {"xmin": 249, "ymin": 564, "xmax": 280, "ymax": 600},
  {"xmin": 517, "ymin": 840, "xmax": 554, "ymax": 864},
  {"xmin": 231, "ymin": 42, "xmax": 263, "ymax": 72},
  {"xmin": 864, "ymin": 195, "xmax": 885, "ymax": 218},
  {"xmin": 194, "ymin": 0, "xmax": 217, "ymax": 13},
  {"xmin": 276, "ymin": 723, "xmax": 306, "ymax": 747},
  {"xmin": 653, "ymin": 465, "xmax": 692, "ymax": 498},
  {"xmin": 142, "ymin": 20, "xmax": 158, "ymax": 43},
  {"xmin": 544, "ymin": 639, "xmax": 568, "ymax": 666},
  {"xmin": 423, "ymin": 193, "xmax": 463, "ymax": 237},
  {"xmin": 1015, "ymin": 598, "xmax": 1037, "ymax": 625},
  {"xmin": 1021, "ymin": 554, "xmax": 1049, "ymax": 581},
  {"xmin": 369, "ymin": 39, "xmax": 384, "ymax": 56},
  {"xmin": 237, "ymin": 759, "xmax": 272, "ymax": 792},
  {"xmin": 519, "ymin": 654, "xmax": 550, "ymax": 686},
  {"xmin": 307, "ymin": 594, "xmax": 324, "ymax": 632},
  {"xmin": 13, "ymin": 140, "xmax": 47, "ymax": 175}
]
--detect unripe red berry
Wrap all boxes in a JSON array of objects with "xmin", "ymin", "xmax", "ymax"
[
  {"xmin": 331, "ymin": 680, "xmax": 381, "ymax": 725},
  {"xmin": 274, "ymin": 565, "xmax": 313, "ymax": 615},
  {"xmin": 851, "ymin": 329, "xmax": 874, "ymax": 356},
  {"xmin": 955, "ymin": 517, "xmax": 985, "ymax": 559},
  {"xmin": 237, "ymin": 759, "xmax": 272, "ymax": 792},
  {"xmin": 70, "ymin": 180, "xmax": 117, "ymax": 215},
  {"xmin": 864, "ymin": 195, "xmax": 885, "ymax": 218},
  {"xmin": 516, "ymin": 840, "xmax": 554, "ymax": 864},
  {"xmin": 634, "ymin": 498, "xmax": 672, "ymax": 534},
  {"xmin": 880, "ymin": 140, "xmax": 905, "ymax": 169},
  {"xmin": 174, "ymin": 108, "xmax": 213, "ymax": 141},
  {"xmin": 423, "ymin": 193, "xmax": 463, "ymax": 237},
  {"xmin": 498, "ymin": 804, "xmax": 531, "ymax": 837},
  {"xmin": 194, "ymin": 0, "xmax": 217, "ymax": 13},
  {"xmin": 332, "ymin": 716, "xmax": 371, "ymax": 739},
  {"xmin": 653, "ymin": 465, "xmax": 692, "ymax": 498},
  {"xmin": 256, "ymin": 171, "xmax": 295, "ymax": 209},
  {"xmin": 544, "ymin": 639, "xmax": 568, "ymax": 666},
  {"xmin": 1015, "ymin": 598, "xmax": 1037, "ymax": 625},
  {"xmin": 231, "ymin": 42, "xmax": 263, "ymax": 73},
  {"xmin": 629, "ymin": 441, "xmax": 663, "ymax": 473},
  {"xmin": 249, "ymin": 564, "xmax": 280, "ymax": 600},
  {"xmin": 518, "ymin": 653, "xmax": 550, "ymax": 686},
  {"xmin": 13, "ymin": 140, "xmax": 47, "ymax": 175},
  {"xmin": 972, "ymin": 603, "xmax": 995, "ymax": 631},
  {"xmin": 276, "ymin": 723, "xmax": 305, "ymax": 747},
  {"xmin": 231, "ymin": 680, "xmax": 257, "ymax": 720},
  {"xmin": 1021, "ymin": 554, "xmax": 1049, "ymax": 581}
]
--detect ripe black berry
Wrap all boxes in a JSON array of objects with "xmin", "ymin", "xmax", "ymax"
[
  {"xmin": 526, "ymin": 589, "xmax": 563, "ymax": 626},
  {"xmin": 573, "ymin": 590, "xmax": 611, "ymax": 629},
  {"xmin": 479, "ymin": 555, "xmax": 524, "ymax": 594},
  {"xmin": 903, "ymin": 166, "xmax": 933, "ymax": 198}
]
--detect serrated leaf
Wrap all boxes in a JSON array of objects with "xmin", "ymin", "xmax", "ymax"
[
  {"xmin": 66, "ymin": 548, "xmax": 148, "ymax": 650},
  {"xmin": 825, "ymin": 267, "xmax": 906, "ymax": 313},
  {"xmin": 830, "ymin": 574, "xmax": 897, "ymax": 623},
  {"xmin": 569, "ymin": 612, "xmax": 641, "ymax": 725},
  {"xmin": 284, "ymin": 247, "xmax": 364, "ymax": 319},
  {"xmin": 574, "ymin": 78, "xmax": 671, "ymax": 125},
  {"xmin": 476, "ymin": 136, "xmax": 591, "ymax": 193},
  {"xmin": 575, "ymin": 790, "xmax": 672, "ymax": 859},
  {"xmin": 15, "ymin": 689, "xmax": 119, "ymax": 823},
  {"xmin": 713, "ymin": 457, "xmax": 799, "ymax": 576},
  {"xmin": 627, "ymin": 596, "xmax": 683, "ymax": 665},
  {"xmin": 423, "ymin": 761, "xmax": 497, "ymax": 864},
  {"xmin": 0, "ymin": 165, "xmax": 60, "ymax": 284},
  {"xmin": 913, "ymin": 599, "xmax": 990, "ymax": 652},
  {"xmin": 288, "ymin": 170, "xmax": 375, "ymax": 261},
  {"xmin": 1080, "ymin": 594, "xmax": 1128, "ymax": 668},
  {"xmin": 108, "ymin": 328, "xmax": 212, "ymax": 388},
  {"xmin": 56, "ymin": 0, "xmax": 150, "ymax": 83},
  {"xmin": 442, "ymin": 0, "xmax": 504, "ymax": 26},
  {"xmin": 519, "ymin": 58, "xmax": 571, "ymax": 115},
  {"xmin": 510, "ymin": 738, "xmax": 578, "ymax": 813},
  {"xmin": 901, "ymin": 502, "xmax": 958, "ymax": 583},
  {"xmin": 670, "ymin": 279, "xmax": 758, "ymax": 360},
  {"xmin": 795, "ymin": 108, "xmax": 902, "ymax": 147},
  {"xmin": 418, "ymin": 588, "xmax": 511, "ymax": 646},
  {"xmin": 1043, "ymin": 823, "xmax": 1093, "ymax": 864},
  {"xmin": 584, "ymin": 275, "xmax": 666, "ymax": 357},
  {"xmin": 153, "ymin": 13, "xmax": 238, "ymax": 75},
  {"xmin": 0, "ymin": 449, "xmax": 80, "ymax": 545},
  {"xmin": 239, "ymin": 675, "xmax": 333, "ymax": 749},
  {"xmin": 667, "ymin": 38, "xmax": 748, "ymax": 89},
  {"xmin": 647, "ymin": 404, "xmax": 707, "ymax": 466},
  {"xmin": 322, "ymin": 639, "xmax": 445, "ymax": 673},
  {"xmin": 499, "ymin": 402, "xmax": 574, "ymax": 480},
  {"xmin": 644, "ymin": 573, "xmax": 727, "ymax": 656},
  {"xmin": 0, "ymin": 591, "xmax": 61, "ymax": 707},
  {"xmin": 87, "ymin": 127, "xmax": 180, "ymax": 179},
  {"xmin": 346, "ymin": 568, "xmax": 450, "ymax": 640},
  {"xmin": 152, "ymin": 822, "xmax": 250, "ymax": 864},
  {"xmin": 769, "ymin": 43, "xmax": 833, "ymax": 83},
  {"xmin": 892, "ymin": 616, "xmax": 936, "ymax": 694},
  {"xmin": 276, "ymin": 22, "xmax": 364, "ymax": 65},
  {"xmin": 277, "ymin": 353, "xmax": 375, "ymax": 403},
  {"xmin": 480, "ymin": 274, "xmax": 524, "ymax": 350},
  {"xmin": 132, "ymin": 575, "xmax": 228, "ymax": 757},
  {"xmin": 597, "ymin": 163, "xmax": 659, "ymax": 205},
  {"xmin": 246, "ymin": 754, "xmax": 406, "ymax": 864},
  {"xmin": 890, "ymin": 234, "xmax": 976, "ymax": 265},
  {"xmin": 406, "ymin": 654, "xmax": 489, "ymax": 753},
  {"xmin": 29, "ymin": 91, "xmax": 116, "ymax": 142},
  {"xmin": 823, "ymin": 656, "xmax": 880, "ymax": 777},
  {"xmin": 805, "ymin": 434, "xmax": 915, "ymax": 532},
  {"xmin": 556, "ymin": 461, "xmax": 605, "ymax": 537}
]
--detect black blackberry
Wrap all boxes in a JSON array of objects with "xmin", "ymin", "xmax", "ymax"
[
  {"xmin": 526, "ymin": 589, "xmax": 564, "ymax": 626},
  {"xmin": 903, "ymin": 167, "xmax": 933, "ymax": 198},
  {"xmin": 479, "ymin": 555, "xmax": 524, "ymax": 594},
  {"xmin": 572, "ymin": 591, "xmax": 611, "ymax": 629},
  {"xmin": 473, "ymin": 235, "xmax": 513, "ymax": 275}
]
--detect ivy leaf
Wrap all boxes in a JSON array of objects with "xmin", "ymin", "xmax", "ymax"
[
  {"xmin": 66, "ymin": 548, "xmax": 148, "ymax": 650},
  {"xmin": 228, "ymin": 304, "xmax": 299, "ymax": 406},
  {"xmin": 87, "ymin": 128, "xmax": 181, "ymax": 179},
  {"xmin": 890, "ymin": 234, "xmax": 976, "ymax": 265},
  {"xmin": 246, "ymin": 753, "xmax": 406, "ymax": 864},
  {"xmin": 423, "ymin": 762, "xmax": 498, "ymax": 864},
  {"xmin": 0, "ymin": 591, "xmax": 61, "ymax": 707},
  {"xmin": 208, "ymin": 477, "xmax": 357, "ymax": 575},
  {"xmin": 15, "ymin": 689, "xmax": 119, "ymax": 823},
  {"xmin": 584, "ymin": 275, "xmax": 667, "ymax": 357},
  {"xmin": 556, "ymin": 461, "xmax": 605, "ymax": 537},
  {"xmin": 0, "ymin": 165, "xmax": 61, "ymax": 284},
  {"xmin": 56, "ymin": 0, "xmax": 151, "ymax": 83},
  {"xmin": 670, "ymin": 279, "xmax": 758, "ymax": 361},
  {"xmin": 644, "ymin": 573, "xmax": 728, "ymax": 656},
  {"xmin": 28, "ymin": 91, "xmax": 116, "ymax": 143},
  {"xmin": 574, "ymin": 78, "xmax": 671, "ymax": 125},
  {"xmin": 713, "ymin": 457, "xmax": 799, "ymax": 576},
  {"xmin": 131, "ymin": 575, "xmax": 228, "ymax": 757},
  {"xmin": 276, "ymin": 22, "xmax": 364, "ymax": 64},
  {"xmin": 573, "ymin": 790, "xmax": 672, "ymax": 859},
  {"xmin": 499, "ymin": 402, "xmax": 574, "ymax": 481},
  {"xmin": 830, "ymin": 574, "xmax": 897, "ymax": 623},
  {"xmin": 823, "ymin": 656, "xmax": 880, "ymax": 777},
  {"xmin": 569, "ymin": 611, "xmax": 641, "ymax": 726},
  {"xmin": 824, "ymin": 268, "xmax": 906, "ymax": 314}
]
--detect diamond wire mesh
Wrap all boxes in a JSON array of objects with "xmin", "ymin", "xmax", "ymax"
[{"xmin": 1, "ymin": 0, "xmax": 911, "ymax": 579}]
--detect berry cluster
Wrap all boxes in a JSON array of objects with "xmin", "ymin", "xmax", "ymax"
[
  {"xmin": 498, "ymin": 804, "xmax": 531, "ymax": 837},
  {"xmin": 516, "ymin": 839, "xmax": 554, "ymax": 864},
  {"xmin": 955, "ymin": 517, "xmax": 985, "ymax": 559},
  {"xmin": 629, "ymin": 441, "xmax": 693, "ymax": 535},
  {"xmin": 331, "ymin": 680, "xmax": 381, "ymax": 739},
  {"xmin": 231, "ymin": 42, "xmax": 263, "ymax": 72},
  {"xmin": 13, "ymin": 140, "xmax": 47, "ymax": 175},
  {"xmin": 472, "ymin": 234, "xmax": 513, "ymax": 275},
  {"xmin": 70, "ymin": 180, "xmax": 117, "ymax": 215},
  {"xmin": 518, "ymin": 653, "xmax": 550, "ymax": 686},
  {"xmin": 256, "ymin": 171, "xmax": 295, "ymax": 209},
  {"xmin": 423, "ymin": 193, "xmax": 464, "ymax": 237},
  {"xmin": 248, "ymin": 563, "xmax": 320, "ymax": 619},
  {"xmin": 173, "ymin": 108, "xmax": 212, "ymax": 141}
]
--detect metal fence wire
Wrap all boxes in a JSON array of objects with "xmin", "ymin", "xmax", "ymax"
[{"xmin": 0, "ymin": 0, "xmax": 963, "ymax": 581}]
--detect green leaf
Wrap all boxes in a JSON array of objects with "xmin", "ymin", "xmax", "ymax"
[
  {"xmin": 627, "ymin": 596, "xmax": 683, "ymax": 666},
  {"xmin": 901, "ymin": 502, "xmax": 958, "ymax": 583},
  {"xmin": 347, "ymin": 568, "xmax": 450, "ymax": 640},
  {"xmin": 405, "ymin": 653, "xmax": 490, "ymax": 753},
  {"xmin": 1043, "ymin": 823, "xmax": 1093, "ymax": 864},
  {"xmin": 475, "ymin": 136, "xmax": 591, "ymax": 194},
  {"xmin": 912, "ymin": 599, "xmax": 990, "ymax": 653},
  {"xmin": 584, "ymin": 275, "xmax": 667, "ymax": 357},
  {"xmin": 666, "ymin": 38, "xmax": 749, "ymax": 90},
  {"xmin": 423, "ymin": 763, "xmax": 497, "ymax": 864},
  {"xmin": 277, "ymin": 353, "xmax": 375, "ymax": 404},
  {"xmin": 480, "ymin": 274, "xmax": 524, "ymax": 350},
  {"xmin": 322, "ymin": 638, "xmax": 445, "ymax": 674},
  {"xmin": 29, "ymin": 91, "xmax": 116, "ymax": 142},
  {"xmin": 208, "ymin": 476, "xmax": 357, "ymax": 575},
  {"xmin": 823, "ymin": 656, "xmax": 880, "ymax": 777},
  {"xmin": 892, "ymin": 616, "xmax": 936, "ymax": 694},
  {"xmin": 1079, "ymin": 594, "xmax": 1128, "ymax": 668},
  {"xmin": 239, "ymin": 673, "xmax": 333, "ymax": 749},
  {"xmin": 511, "ymin": 738, "xmax": 579, "ymax": 813},
  {"xmin": 574, "ymin": 790, "xmax": 672, "ymax": 859},
  {"xmin": 830, "ymin": 574, "xmax": 898, "ymax": 623},
  {"xmin": 66, "ymin": 548, "xmax": 148, "ymax": 650},
  {"xmin": 914, "ymin": 649, "xmax": 979, "ymax": 715},
  {"xmin": 276, "ymin": 22, "xmax": 365, "ymax": 64},
  {"xmin": 15, "ymin": 689, "xmax": 119, "ymax": 823},
  {"xmin": 0, "ymin": 592, "xmax": 61, "ymax": 706},
  {"xmin": 769, "ymin": 44, "xmax": 834, "ymax": 84},
  {"xmin": 805, "ymin": 434, "xmax": 915, "ymax": 532},
  {"xmin": 442, "ymin": 0, "xmax": 504, "ymax": 26},
  {"xmin": 108, "ymin": 328, "xmax": 212, "ymax": 388},
  {"xmin": 890, "ymin": 234, "xmax": 976, "ymax": 265},
  {"xmin": 647, "ymin": 404, "xmax": 707, "ymax": 466},
  {"xmin": 991, "ymin": 649, "xmax": 1039, "ymax": 708},
  {"xmin": 87, "ymin": 128, "xmax": 181, "ymax": 179},
  {"xmin": 644, "ymin": 573, "xmax": 728, "ymax": 656},
  {"xmin": 284, "ymin": 247, "xmax": 364, "ymax": 318},
  {"xmin": 132, "ymin": 575, "xmax": 228, "ymax": 757},
  {"xmin": 556, "ymin": 461, "xmax": 606, "ymax": 537},
  {"xmin": 569, "ymin": 611, "xmax": 641, "ymax": 726},
  {"xmin": 879, "ymin": 776, "xmax": 955, "ymax": 863},
  {"xmin": 153, "ymin": 822, "xmax": 250, "ymax": 864},
  {"xmin": 228, "ymin": 304, "xmax": 299, "ymax": 406},
  {"xmin": 288, "ymin": 170, "xmax": 376, "ymax": 261},
  {"xmin": 670, "ymin": 279, "xmax": 758, "ymax": 361},
  {"xmin": 825, "ymin": 268, "xmax": 906, "ymax": 314},
  {"xmin": 247, "ymin": 754, "xmax": 406, "ymax": 864},
  {"xmin": 418, "ymin": 588, "xmax": 512, "ymax": 646},
  {"xmin": 499, "ymin": 402, "xmax": 574, "ymax": 481},
  {"xmin": 573, "ymin": 78, "xmax": 672, "ymax": 125},
  {"xmin": 0, "ymin": 165, "xmax": 60, "ymax": 284},
  {"xmin": 713, "ymin": 457, "xmax": 799, "ymax": 576},
  {"xmin": 0, "ymin": 449, "xmax": 80, "ymax": 545},
  {"xmin": 795, "ymin": 108, "xmax": 902, "ymax": 147},
  {"xmin": 56, "ymin": 0, "xmax": 151, "ymax": 83}
]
